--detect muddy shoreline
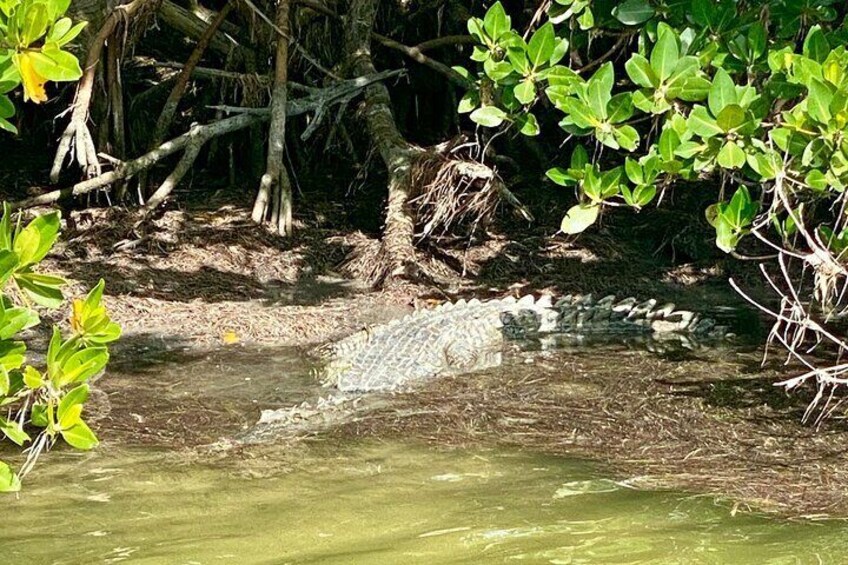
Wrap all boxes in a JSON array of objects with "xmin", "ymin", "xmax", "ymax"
[{"xmin": 40, "ymin": 202, "xmax": 848, "ymax": 519}]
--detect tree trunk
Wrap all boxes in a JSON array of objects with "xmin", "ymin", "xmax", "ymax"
[
  {"xmin": 344, "ymin": 0, "xmax": 421, "ymax": 282},
  {"xmin": 252, "ymin": 0, "xmax": 293, "ymax": 236}
]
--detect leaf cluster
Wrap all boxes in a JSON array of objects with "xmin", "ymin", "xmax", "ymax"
[
  {"xmin": 459, "ymin": 1, "xmax": 848, "ymax": 253},
  {"xmin": 0, "ymin": 204, "xmax": 121, "ymax": 492}
]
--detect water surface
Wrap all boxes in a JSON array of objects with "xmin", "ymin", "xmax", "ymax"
[{"xmin": 3, "ymin": 440, "xmax": 846, "ymax": 564}]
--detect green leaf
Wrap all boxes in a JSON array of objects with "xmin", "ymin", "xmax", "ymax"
[
  {"xmin": 0, "ymin": 461, "xmax": 20, "ymax": 492},
  {"xmin": 717, "ymin": 141, "xmax": 746, "ymax": 169},
  {"xmin": 607, "ymin": 92, "xmax": 634, "ymax": 123},
  {"xmin": 0, "ymin": 341, "xmax": 25, "ymax": 371},
  {"xmin": 687, "ymin": 105, "xmax": 723, "ymax": 138},
  {"xmin": 624, "ymin": 157, "xmax": 644, "ymax": 185},
  {"xmin": 671, "ymin": 75, "xmax": 711, "ymax": 101},
  {"xmin": 708, "ymin": 69, "xmax": 737, "ymax": 116},
  {"xmin": 0, "ymin": 365, "xmax": 7, "ymax": 395},
  {"xmin": 482, "ymin": 2, "xmax": 510, "ymax": 42},
  {"xmin": 23, "ymin": 365, "xmax": 43, "ymax": 388},
  {"xmin": 546, "ymin": 167, "xmax": 577, "ymax": 186},
  {"xmin": 625, "ymin": 54, "xmax": 657, "ymax": 89},
  {"xmin": 0, "ymin": 417, "xmax": 30, "ymax": 446},
  {"xmin": 715, "ymin": 104, "xmax": 746, "ymax": 131},
  {"xmin": 469, "ymin": 105, "xmax": 507, "ymax": 127},
  {"xmin": 52, "ymin": 21, "xmax": 86, "ymax": 47},
  {"xmin": 612, "ymin": 0, "xmax": 654, "ymax": 25},
  {"xmin": 483, "ymin": 58, "xmax": 513, "ymax": 81},
  {"xmin": 14, "ymin": 273, "xmax": 64, "ymax": 308},
  {"xmin": 571, "ymin": 144, "xmax": 589, "ymax": 169},
  {"xmin": 505, "ymin": 43, "xmax": 530, "ymax": 76},
  {"xmin": 659, "ymin": 128, "xmax": 680, "ymax": 161},
  {"xmin": 20, "ymin": 3, "xmax": 48, "ymax": 45},
  {"xmin": 613, "ymin": 125, "xmax": 640, "ymax": 152},
  {"xmin": 58, "ymin": 403, "xmax": 82, "ymax": 429},
  {"xmin": 549, "ymin": 37, "xmax": 569, "ymax": 66},
  {"xmin": 527, "ymin": 22, "xmax": 555, "ymax": 70},
  {"xmin": 0, "ymin": 94, "xmax": 15, "ymax": 119},
  {"xmin": 805, "ymin": 169, "xmax": 829, "ymax": 191},
  {"xmin": 0, "ymin": 306, "xmax": 39, "ymax": 340},
  {"xmin": 56, "ymin": 346, "xmax": 109, "ymax": 386},
  {"xmin": 560, "ymin": 97, "xmax": 597, "ymax": 129},
  {"xmin": 674, "ymin": 140, "xmax": 706, "ymax": 159},
  {"xmin": 514, "ymin": 79, "xmax": 536, "ymax": 105},
  {"xmin": 516, "ymin": 113, "xmax": 540, "ymax": 136},
  {"xmin": 60, "ymin": 418, "xmax": 98, "ymax": 450},
  {"xmin": 58, "ymin": 383, "xmax": 89, "ymax": 423},
  {"xmin": 0, "ymin": 249, "xmax": 17, "ymax": 285},
  {"xmin": 28, "ymin": 49, "xmax": 82, "ymax": 82},
  {"xmin": 586, "ymin": 63, "xmax": 614, "ymax": 119},
  {"xmin": 13, "ymin": 211, "xmax": 60, "ymax": 266},
  {"xmin": 725, "ymin": 185, "xmax": 758, "ymax": 229},
  {"xmin": 577, "ymin": 7, "xmax": 594, "ymax": 30},
  {"xmin": 651, "ymin": 24, "xmax": 680, "ymax": 83},
  {"xmin": 803, "ymin": 25, "xmax": 830, "ymax": 63},
  {"xmin": 31, "ymin": 403, "xmax": 49, "ymax": 427},
  {"xmin": 560, "ymin": 203, "xmax": 600, "ymax": 234},
  {"xmin": 807, "ymin": 78, "xmax": 833, "ymax": 123}
]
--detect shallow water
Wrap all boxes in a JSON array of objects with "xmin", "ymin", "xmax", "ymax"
[
  {"xmin": 4, "ymin": 441, "xmax": 848, "ymax": 564},
  {"xmin": 3, "ymin": 339, "xmax": 846, "ymax": 564}
]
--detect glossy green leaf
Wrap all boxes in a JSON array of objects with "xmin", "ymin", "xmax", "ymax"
[
  {"xmin": 527, "ymin": 22, "xmax": 555, "ymax": 69},
  {"xmin": 807, "ymin": 78, "xmax": 833, "ymax": 123},
  {"xmin": 516, "ymin": 112, "xmax": 540, "ymax": 136},
  {"xmin": 717, "ymin": 141, "xmax": 746, "ymax": 169},
  {"xmin": 687, "ymin": 106, "xmax": 723, "ymax": 137},
  {"xmin": 613, "ymin": 125, "xmax": 640, "ymax": 151},
  {"xmin": 612, "ymin": 0, "xmax": 654, "ymax": 25},
  {"xmin": 560, "ymin": 203, "xmax": 600, "ymax": 234},
  {"xmin": 715, "ymin": 104, "xmax": 746, "ymax": 131},
  {"xmin": 708, "ymin": 69, "xmax": 737, "ymax": 116},
  {"xmin": 803, "ymin": 25, "xmax": 830, "ymax": 63},
  {"xmin": 651, "ymin": 24, "xmax": 679, "ymax": 82},
  {"xmin": 470, "ymin": 105, "xmax": 507, "ymax": 127},
  {"xmin": 514, "ymin": 79, "xmax": 536, "ymax": 105},
  {"xmin": 607, "ymin": 92, "xmax": 633, "ymax": 123},
  {"xmin": 0, "ymin": 461, "xmax": 20, "ymax": 492},
  {"xmin": 28, "ymin": 48, "xmax": 82, "ymax": 82},
  {"xmin": 60, "ymin": 418, "xmax": 98, "ymax": 450},
  {"xmin": 0, "ymin": 417, "xmax": 30, "ymax": 446},
  {"xmin": 625, "ymin": 53, "xmax": 657, "ymax": 89},
  {"xmin": 482, "ymin": 1, "xmax": 510, "ymax": 42}
]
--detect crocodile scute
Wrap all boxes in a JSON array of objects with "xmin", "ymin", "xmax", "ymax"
[{"xmin": 313, "ymin": 294, "xmax": 725, "ymax": 392}]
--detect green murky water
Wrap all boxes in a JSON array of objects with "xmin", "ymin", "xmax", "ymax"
[
  {"xmin": 3, "ymin": 342, "xmax": 847, "ymax": 564},
  {"xmin": 3, "ymin": 441, "xmax": 847, "ymax": 564}
]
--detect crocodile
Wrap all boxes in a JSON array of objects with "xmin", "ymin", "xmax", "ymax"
[
  {"xmin": 232, "ymin": 293, "xmax": 733, "ymax": 444},
  {"xmin": 312, "ymin": 293, "xmax": 728, "ymax": 392}
]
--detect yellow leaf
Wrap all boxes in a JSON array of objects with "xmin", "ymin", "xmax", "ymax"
[
  {"xmin": 70, "ymin": 298, "xmax": 84, "ymax": 334},
  {"xmin": 16, "ymin": 53, "xmax": 48, "ymax": 104},
  {"xmin": 221, "ymin": 330, "xmax": 239, "ymax": 345}
]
